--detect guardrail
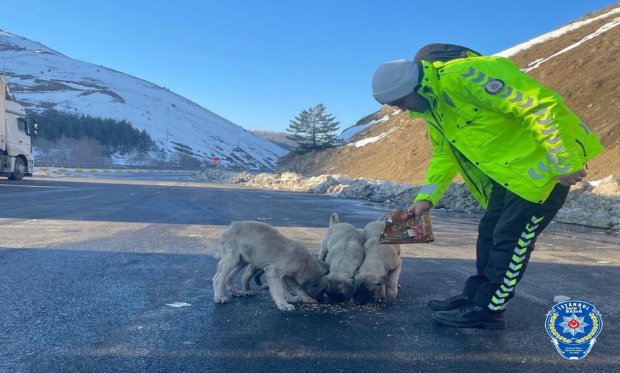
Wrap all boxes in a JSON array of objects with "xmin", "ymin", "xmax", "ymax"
[
  {"xmin": 33, "ymin": 167, "xmax": 196, "ymax": 175},
  {"xmin": 34, "ymin": 162, "xmax": 202, "ymax": 171}
]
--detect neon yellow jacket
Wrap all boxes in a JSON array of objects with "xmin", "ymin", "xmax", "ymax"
[{"xmin": 411, "ymin": 56, "xmax": 604, "ymax": 207}]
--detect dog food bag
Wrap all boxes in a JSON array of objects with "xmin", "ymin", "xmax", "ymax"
[{"xmin": 379, "ymin": 210, "xmax": 434, "ymax": 244}]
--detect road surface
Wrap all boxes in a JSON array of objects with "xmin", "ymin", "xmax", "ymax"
[{"xmin": 0, "ymin": 176, "xmax": 618, "ymax": 372}]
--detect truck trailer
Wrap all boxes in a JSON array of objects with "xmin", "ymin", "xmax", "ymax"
[{"xmin": 1, "ymin": 75, "xmax": 37, "ymax": 180}]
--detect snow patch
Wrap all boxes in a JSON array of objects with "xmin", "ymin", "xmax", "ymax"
[
  {"xmin": 523, "ymin": 15, "xmax": 620, "ymax": 72},
  {"xmin": 347, "ymin": 127, "xmax": 398, "ymax": 148},
  {"xmin": 496, "ymin": 6, "xmax": 620, "ymax": 57},
  {"xmin": 338, "ymin": 115, "xmax": 390, "ymax": 142}
]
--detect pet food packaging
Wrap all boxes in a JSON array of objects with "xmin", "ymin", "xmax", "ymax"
[{"xmin": 379, "ymin": 210, "xmax": 434, "ymax": 244}]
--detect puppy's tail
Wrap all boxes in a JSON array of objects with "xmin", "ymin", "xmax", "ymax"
[
  {"xmin": 329, "ymin": 212, "xmax": 340, "ymax": 227},
  {"xmin": 206, "ymin": 237, "xmax": 222, "ymax": 259}
]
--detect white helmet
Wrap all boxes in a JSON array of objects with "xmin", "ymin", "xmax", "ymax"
[{"xmin": 372, "ymin": 59, "xmax": 420, "ymax": 104}]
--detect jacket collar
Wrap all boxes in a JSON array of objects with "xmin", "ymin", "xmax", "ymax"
[
  {"xmin": 417, "ymin": 60, "xmax": 441, "ymax": 108},
  {"xmin": 406, "ymin": 60, "xmax": 441, "ymax": 122}
]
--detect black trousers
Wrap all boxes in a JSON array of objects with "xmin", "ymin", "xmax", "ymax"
[{"xmin": 463, "ymin": 182, "xmax": 569, "ymax": 311}]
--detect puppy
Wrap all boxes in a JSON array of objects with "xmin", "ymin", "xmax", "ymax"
[
  {"xmin": 318, "ymin": 213, "xmax": 366, "ymax": 302},
  {"xmin": 353, "ymin": 220, "xmax": 402, "ymax": 304},
  {"xmin": 213, "ymin": 221, "xmax": 328, "ymax": 311}
]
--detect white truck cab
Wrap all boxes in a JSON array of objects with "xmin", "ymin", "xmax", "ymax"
[{"xmin": 1, "ymin": 75, "xmax": 37, "ymax": 180}]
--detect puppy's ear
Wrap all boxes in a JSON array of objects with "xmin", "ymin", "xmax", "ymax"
[
  {"xmin": 363, "ymin": 221, "xmax": 386, "ymax": 238},
  {"xmin": 329, "ymin": 212, "xmax": 340, "ymax": 226}
]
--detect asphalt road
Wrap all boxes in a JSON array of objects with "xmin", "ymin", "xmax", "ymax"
[{"xmin": 0, "ymin": 176, "xmax": 618, "ymax": 372}]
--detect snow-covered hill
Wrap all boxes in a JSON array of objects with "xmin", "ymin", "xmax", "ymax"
[{"xmin": 0, "ymin": 30, "xmax": 287, "ymax": 170}]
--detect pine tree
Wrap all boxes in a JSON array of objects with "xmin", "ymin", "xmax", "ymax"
[
  {"xmin": 313, "ymin": 103, "xmax": 341, "ymax": 148},
  {"xmin": 29, "ymin": 109, "xmax": 160, "ymax": 155},
  {"xmin": 286, "ymin": 108, "xmax": 312, "ymax": 149},
  {"xmin": 285, "ymin": 104, "xmax": 340, "ymax": 152}
]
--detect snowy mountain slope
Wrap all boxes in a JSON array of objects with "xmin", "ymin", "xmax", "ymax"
[{"xmin": 0, "ymin": 30, "xmax": 287, "ymax": 170}]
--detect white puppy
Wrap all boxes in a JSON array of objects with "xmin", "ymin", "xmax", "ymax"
[
  {"xmin": 353, "ymin": 220, "xmax": 402, "ymax": 304},
  {"xmin": 213, "ymin": 221, "xmax": 328, "ymax": 311},
  {"xmin": 318, "ymin": 213, "xmax": 366, "ymax": 302}
]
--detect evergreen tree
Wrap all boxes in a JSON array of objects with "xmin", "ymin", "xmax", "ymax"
[
  {"xmin": 29, "ymin": 109, "xmax": 159, "ymax": 155},
  {"xmin": 285, "ymin": 104, "xmax": 340, "ymax": 152},
  {"xmin": 313, "ymin": 103, "xmax": 340, "ymax": 148},
  {"xmin": 285, "ymin": 108, "xmax": 312, "ymax": 148}
]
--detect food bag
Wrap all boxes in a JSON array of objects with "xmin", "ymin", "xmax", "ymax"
[{"xmin": 379, "ymin": 210, "xmax": 434, "ymax": 244}]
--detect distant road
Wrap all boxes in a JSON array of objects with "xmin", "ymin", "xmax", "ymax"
[{"xmin": 0, "ymin": 176, "xmax": 618, "ymax": 372}]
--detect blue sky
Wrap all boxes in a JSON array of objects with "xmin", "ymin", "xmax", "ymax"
[{"xmin": 2, "ymin": 0, "xmax": 618, "ymax": 132}]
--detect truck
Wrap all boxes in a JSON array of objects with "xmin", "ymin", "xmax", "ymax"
[{"xmin": 1, "ymin": 75, "xmax": 37, "ymax": 180}]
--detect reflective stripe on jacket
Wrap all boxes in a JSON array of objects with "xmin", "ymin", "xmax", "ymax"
[{"xmin": 411, "ymin": 56, "xmax": 604, "ymax": 207}]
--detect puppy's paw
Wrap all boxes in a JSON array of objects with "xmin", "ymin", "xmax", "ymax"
[
  {"xmin": 214, "ymin": 296, "xmax": 229, "ymax": 304},
  {"xmin": 386, "ymin": 295, "xmax": 397, "ymax": 303},
  {"xmin": 277, "ymin": 303, "xmax": 296, "ymax": 311}
]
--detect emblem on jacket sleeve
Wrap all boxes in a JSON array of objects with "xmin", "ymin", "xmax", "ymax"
[
  {"xmin": 545, "ymin": 300, "xmax": 603, "ymax": 360},
  {"xmin": 484, "ymin": 79, "xmax": 505, "ymax": 94}
]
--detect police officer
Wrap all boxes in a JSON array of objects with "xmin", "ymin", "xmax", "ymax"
[{"xmin": 371, "ymin": 45, "xmax": 604, "ymax": 329}]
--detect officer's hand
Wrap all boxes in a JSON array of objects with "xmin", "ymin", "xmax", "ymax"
[
  {"xmin": 557, "ymin": 169, "xmax": 587, "ymax": 186},
  {"xmin": 407, "ymin": 200, "xmax": 432, "ymax": 217}
]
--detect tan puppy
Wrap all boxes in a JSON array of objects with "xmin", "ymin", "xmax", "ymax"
[
  {"xmin": 318, "ymin": 213, "xmax": 366, "ymax": 302},
  {"xmin": 353, "ymin": 220, "xmax": 402, "ymax": 304},
  {"xmin": 213, "ymin": 221, "xmax": 328, "ymax": 311}
]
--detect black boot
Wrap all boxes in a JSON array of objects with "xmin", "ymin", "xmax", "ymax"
[
  {"xmin": 427, "ymin": 293, "xmax": 472, "ymax": 311},
  {"xmin": 432, "ymin": 304, "xmax": 506, "ymax": 330}
]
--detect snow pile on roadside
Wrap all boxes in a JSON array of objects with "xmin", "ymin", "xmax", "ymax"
[
  {"xmin": 556, "ymin": 176, "xmax": 620, "ymax": 229},
  {"xmin": 190, "ymin": 169, "xmax": 253, "ymax": 183},
  {"xmin": 190, "ymin": 170, "xmax": 619, "ymax": 231}
]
